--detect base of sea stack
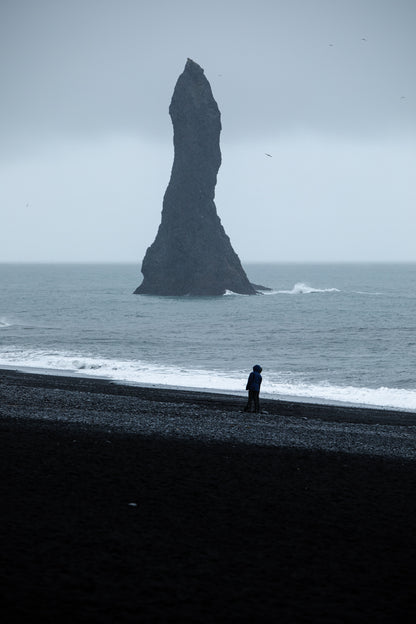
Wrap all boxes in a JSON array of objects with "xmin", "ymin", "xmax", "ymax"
[
  {"xmin": 0, "ymin": 369, "xmax": 415, "ymax": 622},
  {"xmin": 134, "ymin": 281, "xmax": 271, "ymax": 296}
]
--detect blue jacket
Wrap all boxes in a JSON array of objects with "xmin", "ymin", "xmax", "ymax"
[{"xmin": 246, "ymin": 365, "xmax": 262, "ymax": 392}]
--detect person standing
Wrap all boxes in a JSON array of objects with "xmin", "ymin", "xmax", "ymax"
[{"xmin": 244, "ymin": 365, "xmax": 263, "ymax": 413}]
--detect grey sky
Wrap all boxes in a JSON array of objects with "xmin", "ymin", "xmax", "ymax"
[{"xmin": 0, "ymin": 0, "xmax": 415, "ymax": 262}]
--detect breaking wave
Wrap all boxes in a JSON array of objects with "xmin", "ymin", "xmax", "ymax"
[
  {"xmin": 224, "ymin": 290, "xmax": 245, "ymax": 296},
  {"xmin": 224, "ymin": 283, "xmax": 343, "ymax": 296},
  {"xmin": 278, "ymin": 282, "xmax": 340, "ymax": 295},
  {"xmin": 1, "ymin": 347, "xmax": 415, "ymax": 411}
]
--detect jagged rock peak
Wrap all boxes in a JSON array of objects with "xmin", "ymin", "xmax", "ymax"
[{"xmin": 134, "ymin": 59, "xmax": 259, "ymax": 296}]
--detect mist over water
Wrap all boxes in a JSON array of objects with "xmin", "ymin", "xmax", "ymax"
[{"xmin": 1, "ymin": 263, "xmax": 416, "ymax": 411}]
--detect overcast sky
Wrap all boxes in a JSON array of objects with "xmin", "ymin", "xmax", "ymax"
[{"xmin": 0, "ymin": 0, "xmax": 415, "ymax": 263}]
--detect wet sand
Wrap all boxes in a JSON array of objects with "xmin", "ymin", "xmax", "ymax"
[{"xmin": 1, "ymin": 369, "xmax": 415, "ymax": 622}]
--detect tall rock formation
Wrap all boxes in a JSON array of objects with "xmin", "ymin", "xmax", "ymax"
[{"xmin": 134, "ymin": 59, "xmax": 257, "ymax": 296}]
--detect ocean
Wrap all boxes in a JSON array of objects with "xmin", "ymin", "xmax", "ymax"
[{"xmin": 1, "ymin": 262, "xmax": 416, "ymax": 411}]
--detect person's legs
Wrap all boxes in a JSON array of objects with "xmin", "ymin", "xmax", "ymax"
[
  {"xmin": 244, "ymin": 390, "xmax": 254, "ymax": 412},
  {"xmin": 253, "ymin": 391, "xmax": 260, "ymax": 413}
]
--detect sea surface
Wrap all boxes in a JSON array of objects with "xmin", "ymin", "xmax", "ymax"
[{"xmin": 1, "ymin": 263, "xmax": 416, "ymax": 411}]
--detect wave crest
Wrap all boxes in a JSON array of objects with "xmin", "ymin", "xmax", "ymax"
[
  {"xmin": 224, "ymin": 290, "xmax": 244, "ymax": 296},
  {"xmin": 278, "ymin": 282, "xmax": 340, "ymax": 295}
]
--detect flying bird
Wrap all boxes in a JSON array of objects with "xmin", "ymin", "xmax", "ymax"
[{"xmin": 265, "ymin": 153, "xmax": 272, "ymax": 157}]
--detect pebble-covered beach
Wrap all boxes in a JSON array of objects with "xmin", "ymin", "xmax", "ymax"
[
  {"xmin": 1, "ymin": 369, "xmax": 415, "ymax": 622},
  {"xmin": 1, "ymin": 369, "xmax": 415, "ymax": 459}
]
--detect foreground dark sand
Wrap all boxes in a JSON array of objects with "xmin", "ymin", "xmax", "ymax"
[{"xmin": 1, "ymin": 370, "xmax": 415, "ymax": 622}]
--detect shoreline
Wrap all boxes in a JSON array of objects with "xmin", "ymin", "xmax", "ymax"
[
  {"xmin": 1, "ymin": 361, "xmax": 415, "ymax": 415},
  {"xmin": 1, "ymin": 367, "xmax": 415, "ymax": 460},
  {"xmin": 1, "ymin": 366, "xmax": 415, "ymax": 425}
]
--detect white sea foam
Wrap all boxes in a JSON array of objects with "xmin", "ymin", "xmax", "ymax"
[
  {"xmin": 224, "ymin": 290, "xmax": 245, "ymax": 296},
  {"xmin": 262, "ymin": 379, "xmax": 416, "ymax": 411},
  {"xmin": 259, "ymin": 289, "xmax": 280, "ymax": 295},
  {"xmin": 278, "ymin": 283, "xmax": 340, "ymax": 295},
  {"xmin": 0, "ymin": 317, "xmax": 11, "ymax": 328},
  {"xmin": 1, "ymin": 348, "xmax": 415, "ymax": 411}
]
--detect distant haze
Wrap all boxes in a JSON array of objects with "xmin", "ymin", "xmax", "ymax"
[{"xmin": 0, "ymin": 0, "xmax": 415, "ymax": 263}]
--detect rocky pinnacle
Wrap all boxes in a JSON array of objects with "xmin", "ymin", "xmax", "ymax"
[{"xmin": 134, "ymin": 59, "xmax": 257, "ymax": 296}]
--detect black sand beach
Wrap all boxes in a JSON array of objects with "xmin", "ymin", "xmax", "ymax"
[{"xmin": 1, "ymin": 369, "xmax": 415, "ymax": 622}]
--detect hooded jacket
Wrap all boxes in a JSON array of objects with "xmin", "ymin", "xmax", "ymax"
[{"xmin": 246, "ymin": 365, "xmax": 262, "ymax": 392}]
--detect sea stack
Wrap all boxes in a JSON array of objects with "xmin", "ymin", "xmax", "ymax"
[{"xmin": 134, "ymin": 59, "xmax": 257, "ymax": 296}]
